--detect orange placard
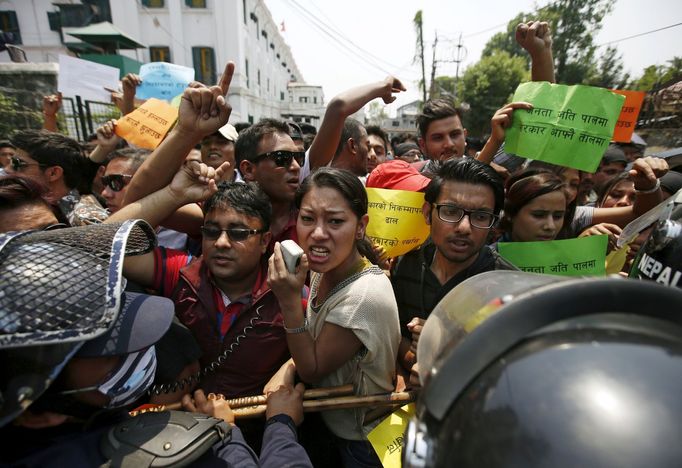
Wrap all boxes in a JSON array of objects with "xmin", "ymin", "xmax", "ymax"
[
  {"xmin": 610, "ymin": 90, "xmax": 645, "ymax": 143},
  {"xmin": 115, "ymin": 98, "xmax": 178, "ymax": 149}
]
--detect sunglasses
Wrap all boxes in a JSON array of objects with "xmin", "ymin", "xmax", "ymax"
[
  {"xmin": 101, "ymin": 174, "xmax": 133, "ymax": 192},
  {"xmin": 9, "ymin": 156, "xmax": 46, "ymax": 172},
  {"xmin": 254, "ymin": 150, "xmax": 305, "ymax": 168},
  {"xmin": 200, "ymin": 225, "xmax": 266, "ymax": 241}
]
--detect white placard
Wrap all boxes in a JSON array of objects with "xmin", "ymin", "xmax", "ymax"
[{"xmin": 58, "ymin": 54, "xmax": 120, "ymax": 103}]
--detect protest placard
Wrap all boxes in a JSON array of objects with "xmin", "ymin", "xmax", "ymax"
[
  {"xmin": 114, "ymin": 98, "xmax": 178, "ymax": 149},
  {"xmin": 498, "ymin": 236, "xmax": 608, "ymax": 276},
  {"xmin": 136, "ymin": 62, "xmax": 195, "ymax": 101},
  {"xmin": 611, "ymin": 90, "xmax": 646, "ymax": 143},
  {"xmin": 368, "ymin": 404, "xmax": 415, "ymax": 468},
  {"xmin": 58, "ymin": 54, "xmax": 120, "ymax": 103},
  {"xmin": 366, "ymin": 188, "xmax": 430, "ymax": 258},
  {"xmin": 505, "ymin": 82, "xmax": 625, "ymax": 173}
]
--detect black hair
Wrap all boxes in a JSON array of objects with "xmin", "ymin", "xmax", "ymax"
[
  {"xmin": 0, "ymin": 174, "xmax": 52, "ymax": 208},
  {"xmin": 366, "ymin": 125, "xmax": 388, "ymax": 153},
  {"xmin": 295, "ymin": 167, "xmax": 379, "ymax": 264},
  {"xmin": 416, "ymin": 98, "xmax": 464, "ymax": 138},
  {"xmin": 9, "ymin": 130, "xmax": 86, "ymax": 190},
  {"xmin": 233, "ymin": 122, "xmax": 253, "ymax": 134},
  {"xmin": 203, "ymin": 181, "xmax": 272, "ymax": 231},
  {"xmin": 424, "ymin": 158, "xmax": 505, "ymax": 215},
  {"xmin": 500, "ymin": 170, "xmax": 567, "ymax": 233},
  {"xmin": 334, "ymin": 118, "xmax": 364, "ymax": 157},
  {"xmin": 596, "ymin": 172, "xmax": 632, "ymax": 208},
  {"xmin": 0, "ymin": 139, "xmax": 15, "ymax": 150},
  {"xmin": 235, "ymin": 118, "xmax": 290, "ymax": 166},
  {"xmin": 107, "ymin": 148, "xmax": 150, "ymax": 173},
  {"xmin": 298, "ymin": 122, "xmax": 317, "ymax": 136}
]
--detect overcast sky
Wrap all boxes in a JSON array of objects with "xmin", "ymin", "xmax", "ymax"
[{"xmin": 264, "ymin": 0, "xmax": 682, "ymax": 115}]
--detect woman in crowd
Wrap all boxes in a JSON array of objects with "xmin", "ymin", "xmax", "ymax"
[
  {"xmin": 497, "ymin": 170, "xmax": 568, "ymax": 243},
  {"xmin": 267, "ymin": 167, "xmax": 400, "ymax": 468},
  {"xmin": 596, "ymin": 172, "xmax": 636, "ymax": 208}
]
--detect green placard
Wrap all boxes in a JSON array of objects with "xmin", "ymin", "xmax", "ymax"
[
  {"xmin": 498, "ymin": 236, "xmax": 608, "ymax": 276},
  {"xmin": 505, "ymin": 82, "xmax": 625, "ymax": 173}
]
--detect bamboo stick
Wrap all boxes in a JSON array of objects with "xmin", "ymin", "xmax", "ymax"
[
  {"xmin": 130, "ymin": 384, "xmax": 355, "ymax": 416},
  {"xmin": 232, "ymin": 391, "xmax": 417, "ymax": 419}
]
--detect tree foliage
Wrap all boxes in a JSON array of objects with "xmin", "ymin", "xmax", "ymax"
[
  {"xmin": 459, "ymin": 51, "xmax": 529, "ymax": 137},
  {"xmin": 585, "ymin": 46, "xmax": 630, "ymax": 89},
  {"xmin": 481, "ymin": 0, "xmax": 616, "ymax": 85},
  {"xmin": 632, "ymin": 57, "xmax": 682, "ymax": 91}
]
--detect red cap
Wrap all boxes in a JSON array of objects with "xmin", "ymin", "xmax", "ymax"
[{"xmin": 366, "ymin": 160, "xmax": 431, "ymax": 192}]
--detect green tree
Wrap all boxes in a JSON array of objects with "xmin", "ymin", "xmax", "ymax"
[
  {"xmin": 632, "ymin": 58, "xmax": 682, "ymax": 91},
  {"xmin": 430, "ymin": 76, "xmax": 457, "ymax": 99},
  {"xmin": 459, "ymin": 51, "xmax": 529, "ymax": 137},
  {"xmin": 481, "ymin": 0, "xmax": 616, "ymax": 85},
  {"xmin": 585, "ymin": 46, "xmax": 631, "ymax": 89}
]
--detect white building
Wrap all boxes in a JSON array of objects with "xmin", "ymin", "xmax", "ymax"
[
  {"xmin": 382, "ymin": 99, "xmax": 420, "ymax": 134},
  {"xmin": 0, "ymin": 0, "xmax": 321, "ymax": 125}
]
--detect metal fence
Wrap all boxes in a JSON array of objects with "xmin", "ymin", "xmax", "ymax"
[{"xmin": 0, "ymin": 85, "xmax": 120, "ymax": 142}]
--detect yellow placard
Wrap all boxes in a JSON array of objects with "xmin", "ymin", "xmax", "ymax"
[
  {"xmin": 366, "ymin": 188, "xmax": 429, "ymax": 258},
  {"xmin": 605, "ymin": 245, "xmax": 629, "ymax": 274},
  {"xmin": 115, "ymin": 98, "xmax": 178, "ymax": 149},
  {"xmin": 368, "ymin": 403, "xmax": 415, "ymax": 468}
]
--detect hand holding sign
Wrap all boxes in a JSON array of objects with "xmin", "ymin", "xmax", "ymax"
[{"xmin": 176, "ymin": 62, "xmax": 234, "ymax": 140}]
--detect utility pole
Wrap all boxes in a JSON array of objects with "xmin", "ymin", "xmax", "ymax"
[
  {"xmin": 453, "ymin": 33, "xmax": 467, "ymax": 99},
  {"xmin": 413, "ymin": 11, "xmax": 427, "ymax": 104},
  {"xmin": 428, "ymin": 32, "xmax": 438, "ymax": 100}
]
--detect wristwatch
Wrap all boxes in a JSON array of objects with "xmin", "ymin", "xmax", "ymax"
[{"xmin": 284, "ymin": 316, "xmax": 308, "ymax": 334}]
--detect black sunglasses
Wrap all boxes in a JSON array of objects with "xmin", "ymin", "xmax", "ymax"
[
  {"xmin": 101, "ymin": 174, "xmax": 133, "ymax": 192},
  {"xmin": 10, "ymin": 156, "xmax": 46, "ymax": 172},
  {"xmin": 200, "ymin": 225, "xmax": 266, "ymax": 242},
  {"xmin": 254, "ymin": 150, "xmax": 305, "ymax": 168}
]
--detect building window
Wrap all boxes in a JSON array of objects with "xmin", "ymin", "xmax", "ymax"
[
  {"xmin": 142, "ymin": 0, "xmax": 165, "ymax": 6},
  {"xmin": 314, "ymin": 97, "xmax": 317, "ymax": 104},
  {"xmin": 242, "ymin": 0, "xmax": 247, "ymax": 24},
  {"xmin": 267, "ymin": 78, "xmax": 270, "ymax": 92},
  {"xmin": 185, "ymin": 0, "xmax": 207, "ymax": 8},
  {"xmin": 299, "ymin": 97, "xmax": 308, "ymax": 104},
  {"xmin": 0, "ymin": 11, "xmax": 21, "ymax": 45},
  {"xmin": 248, "ymin": 115, "xmax": 254, "ymax": 124},
  {"xmin": 245, "ymin": 58, "xmax": 249, "ymax": 88},
  {"xmin": 257, "ymin": 69, "xmax": 261, "ymax": 86},
  {"xmin": 150, "ymin": 46, "xmax": 171, "ymax": 62},
  {"xmin": 192, "ymin": 47, "xmax": 216, "ymax": 84},
  {"xmin": 280, "ymin": 92, "xmax": 285, "ymax": 101}
]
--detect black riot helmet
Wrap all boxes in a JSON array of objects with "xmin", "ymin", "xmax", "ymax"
[
  {"xmin": 404, "ymin": 271, "xmax": 682, "ymax": 468},
  {"xmin": 629, "ymin": 188, "xmax": 682, "ymax": 288}
]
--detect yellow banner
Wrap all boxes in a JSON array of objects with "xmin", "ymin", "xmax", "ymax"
[
  {"xmin": 368, "ymin": 403, "xmax": 415, "ymax": 468},
  {"xmin": 115, "ymin": 98, "xmax": 178, "ymax": 150},
  {"xmin": 366, "ymin": 188, "xmax": 429, "ymax": 258}
]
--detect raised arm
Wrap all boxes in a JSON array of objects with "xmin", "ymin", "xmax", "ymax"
[
  {"xmin": 42, "ymin": 93, "xmax": 62, "ymax": 132},
  {"xmin": 106, "ymin": 160, "xmax": 228, "ymax": 287},
  {"xmin": 308, "ymin": 76, "xmax": 405, "ymax": 171},
  {"xmin": 88, "ymin": 119, "xmax": 121, "ymax": 164},
  {"xmin": 592, "ymin": 157, "xmax": 669, "ymax": 227},
  {"xmin": 516, "ymin": 20, "xmax": 555, "ymax": 83},
  {"xmin": 122, "ymin": 62, "xmax": 235, "ymax": 206},
  {"xmin": 476, "ymin": 101, "xmax": 533, "ymax": 164}
]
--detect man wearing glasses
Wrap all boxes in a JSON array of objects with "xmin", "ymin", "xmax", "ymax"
[
  {"xmin": 108, "ymin": 162, "xmax": 291, "ymax": 407},
  {"xmin": 99, "ymin": 148, "xmax": 148, "ymax": 213},
  {"xmin": 391, "ymin": 158, "xmax": 516, "ymax": 374},
  {"xmin": 236, "ymin": 118, "xmax": 305, "ymax": 252}
]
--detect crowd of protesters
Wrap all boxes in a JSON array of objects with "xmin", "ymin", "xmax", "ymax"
[{"xmin": 1, "ymin": 19, "xmax": 680, "ymax": 468}]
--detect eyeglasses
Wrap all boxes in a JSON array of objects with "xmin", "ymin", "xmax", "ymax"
[
  {"xmin": 433, "ymin": 204, "xmax": 498, "ymax": 229},
  {"xmin": 254, "ymin": 150, "xmax": 305, "ymax": 168},
  {"xmin": 101, "ymin": 174, "xmax": 133, "ymax": 192},
  {"xmin": 200, "ymin": 225, "xmax": 266, "ymax": 241},
  {"xmin": 9, "ymin": 156, "xmax": 46, "ymax": 172}
]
